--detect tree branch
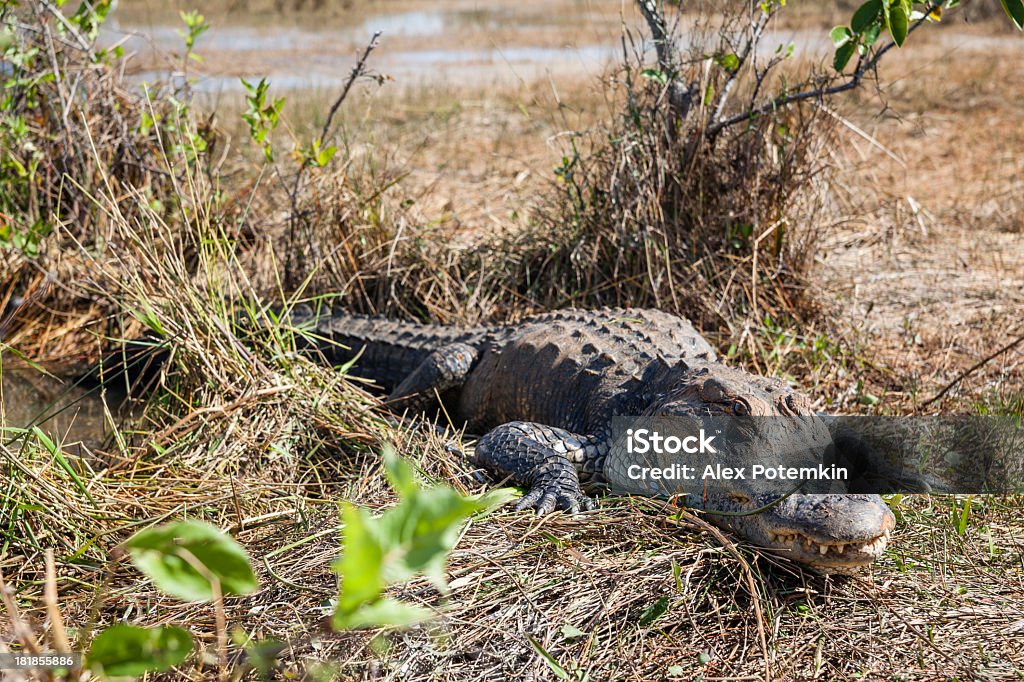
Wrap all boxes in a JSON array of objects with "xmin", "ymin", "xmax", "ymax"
[
  {"xmin": 706, "ymin": 2, "xmax": 940, "ymax": 137},
  {"xmin": 636, "ymin": 0, "xmax": 691, "ymax": 124},
  {"xmin": 711, "ymin": 5, "xmax": 773, "ymax": 126}
]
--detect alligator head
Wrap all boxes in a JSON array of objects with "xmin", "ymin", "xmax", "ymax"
[{"xmin": 607, "ymin": 363, "xmax": 896, "ymax": 572}]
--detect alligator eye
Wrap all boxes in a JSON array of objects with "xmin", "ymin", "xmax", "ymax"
[{"xmin": 733, "ymin": 400, "xmax": 750, "ymax": 416}]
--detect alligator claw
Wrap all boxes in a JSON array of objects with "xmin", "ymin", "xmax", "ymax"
[{"xmin": 515, "ymin": 480, "xmax": 596, "ymax": 515}]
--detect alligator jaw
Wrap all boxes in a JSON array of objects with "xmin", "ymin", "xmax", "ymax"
[
  {"xmin": 708, "ymin": 493, "xmax": 897, "ymax": 572},
  {"xmin": 765, "ymin": 528, "xmax": 893, "ymax": 570}
]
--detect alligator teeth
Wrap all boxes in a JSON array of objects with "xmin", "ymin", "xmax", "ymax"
[
  {"xmin": 770, "ymin": 533, "xmax": 803, "ymax": 546},
  {"xmin": 771, "ymin": 531, "xmax": 888, "ymax": 558}
]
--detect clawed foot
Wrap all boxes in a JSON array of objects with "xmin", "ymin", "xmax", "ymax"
[
  {"xmin": 473, "ymin": 420, "xmax": 602, "ymax": 516},
  {"xmin": 514, "ymin": 475, "xmax": 597, "ymax": 515}
]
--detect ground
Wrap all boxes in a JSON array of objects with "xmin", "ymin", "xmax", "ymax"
[{"xmin": 1, "ymin": 1, "xmax": 1023, "ymax": 681}]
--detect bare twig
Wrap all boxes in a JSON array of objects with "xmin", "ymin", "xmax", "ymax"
[
  {"xmin": 317, "ymin": 31, "xmax": 382, "ymax": 150},
  {"xmin": 37, "ymin": 0, "xmax": 90, "ymax": 51},
  {"xmin": 636, "ymin": 0, "xmax": 692, "ymax": 124},
  {"xmin": 289, "ymin": 31, "xmax": 382, "ymax": 205},
  {"xmin": 44, "ymin": 550, "xmax": 72, "ymax": 654},
  {"xmin": 0, "ymin": 568, "xmax": 43, "ymax": 656},
  {"xmin": 636, "ymin": 0, "xmax": 673, "ymax": 75},
  {"xmin": 711, "ymin": 5, "xmax": 773, "ymax": 126},
  {"xmin": 922, "ymin": 329, "xmax": 1024, "ymax": 407},
  {"xmin": 674, "ymin": 508, "xmax": 772, "ymax": 681},
  {"xmin": 0, "ymin": 274, "xmax": 52, "ymax": 340},
  {"xmin": 285, "ymin": 32, "xmax": 382, "ymax": 278}
]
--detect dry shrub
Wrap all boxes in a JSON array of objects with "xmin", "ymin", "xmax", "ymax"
[
  {"xmin": 218, "ymin": 3, "xmax": 841, "ymax": 341},
  {"xmin": 0, "ymin": 2, "xmax": 398, "ymax": 477},
  {"xmin": 282, "ymin": 2, "xmax": 840, "ymax": 340},
  {"xmin": 0, "ymin": 4, "xmax": 405, "ymax": 358},
  {"xmin": 486, "ymin": 1, "xmax": 836, "ymax": 339},
  {"xmin": 0, "ymin": 1, "xmax": 219, "ymax": 357},
  {"xmin": 272, "ymin": 165, "xmax": 502, "ymax": 324},
  {"xmin": 2, "ymin": 0, "xmax": 843, "ymax": 353}
]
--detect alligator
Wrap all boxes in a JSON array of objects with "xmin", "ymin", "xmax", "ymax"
[{"xmin": 289, "ymin": 306, "xmax": 896, "ymax": 571}]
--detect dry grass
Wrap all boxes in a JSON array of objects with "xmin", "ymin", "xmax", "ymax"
[
  {"xmin": 7, "ymin": 427, "xmax": 1023, "ymax": 680},
  {"xmin": 2, "ymin": 2, "xmax": 1024, "ymax": 681},
  {"xmin": 815, "ymin": 28, "xmax": 1024, "ymax": 414}
]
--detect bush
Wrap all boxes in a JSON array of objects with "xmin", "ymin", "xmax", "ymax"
[{"xmin": 502, "ymin": 0, "xmax": 835, "ymax": 336}]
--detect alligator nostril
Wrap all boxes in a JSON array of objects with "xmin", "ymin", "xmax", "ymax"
[
  {"xmin": 784, "ymin": 393, "xmax": 807, "ymax": 414},
  {"xmin": 729, "ymin": 492, "xmax": 751, "ymax": 505}
]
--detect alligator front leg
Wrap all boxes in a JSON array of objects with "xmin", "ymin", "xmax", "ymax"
[
  {"xmin": 387, "ymin": 342, "xmax": 478, "ymax": 414},
  {"xmin": 475, "ymin": 421, "xmax": 605, "ymax": 515}
]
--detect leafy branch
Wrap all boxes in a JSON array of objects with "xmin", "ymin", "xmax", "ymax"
[
  {"xmin": 332, "ymin": 445, "xmax": 514, "ymax": 629},
  {"xmin": 636, "ymin": 0, "xmax": 1024, "ymax": 141},
  {"xmin": 706, "ymin": 0, "xmax": 942, "ymax": 137}
]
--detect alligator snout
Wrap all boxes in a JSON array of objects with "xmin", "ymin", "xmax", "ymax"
[{"xmin": 720, "ymin": 493, "xmax": 896, "ymax": 571}]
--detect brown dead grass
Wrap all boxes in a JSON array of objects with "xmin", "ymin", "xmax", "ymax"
[
  {"xmin": 818, "ymin": 28, "xmax": 1024, "ymax": 414},
  {"xmin": 6, "ymin": 425, "xmax": 1022, "ymax": 681}
]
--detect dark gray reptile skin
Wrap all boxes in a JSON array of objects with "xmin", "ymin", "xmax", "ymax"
[{"xmin": 288, "ymin": 306, "xmax": 896, "ymax": 570}]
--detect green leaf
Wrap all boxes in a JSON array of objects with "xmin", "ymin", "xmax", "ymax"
[
  {"xmin": 125, "ymin": 521, "xmax": 258, "ymax": 602},
  {"xmin": 862, "ymin": 20, "xmax": 884, "ymax": 47},
  {"xmin": 560, "ymin": 624, "xmax": 586, "ymax": 641},
  {"xmin": 833, "ymin": 41, "xmax": 857, "ymax": 71},
  {"xmin": 333, "ymin": 597, "xmax": 432, "ymax": 630},
  {"xmin": 888, "ymin": 3, "xmax": 909, "ymax": 46},
  {"xmin": 953, "ymin": 495, "xmax": 973, "ymax": 536},
  {"xmin": 382, "ymin": 444, "xmax": 419, "ymax": 498},
  {"xmin": 714, "ymin": 52, "xmax": 740, "ymax": 72},
  {"xmin": 333, "ymin": 502, "xmax": 385, "ymax": 618},
  {"xmin": 332, "ymin": 445, "xmax": 514, "ymax": 630},
  {"xmin": 315, "ymin": 145, "xmax": 337, "ymax": 167},
  {"xmin": 667, "ymin": 665, "xmax": 685, "ymax": 676},
  {"xmin": 87, "ymin": 624, "xmax": 193, "ymax": 678},
  {"xmin": 640, "ymin": 68, "xmax": 668, "ymax": 85},
  {"xmin": 829, "ymin": 25, "xmax": 853, "ymax": 48},
  {"xmin": 238, "ymin": 636, "xmax": 287, "ymax": 678},
  {"xmin": 375, "ymin": 482, "xmax": 492, "ymax": 589},
  {"xmin": 1000, "ymin": 0, "xmax": 1024, "ymax": 29},
  {"xmin": 128, "ymin": 301, "xmax": 165, "ymax": 336},
  {"xmin": 638, "ymin": 595, "xmax": 670, "ymax": 626},
  {"xmin": 32, "ymin": 427, "xmax": 96, "ymax": 504},
  {"xmin": 852, "ymin": 0, "xmax": 882, "ymax": 33},
  {"xmin": 527, "ymin": 635, "xmax": 570, "ymax": 680}
]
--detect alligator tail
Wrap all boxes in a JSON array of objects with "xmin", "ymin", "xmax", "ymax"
[{"xmin": 283, "ymin": 304, "xmax": 491, "ymax": 392}]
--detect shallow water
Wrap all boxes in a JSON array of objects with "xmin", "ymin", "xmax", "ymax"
[
  {"xmin": 1, "ymin": 368, "xmax": 129, "ymax": 450},
  {"xmin": 103, "ymin": 5, "xmax": 632, "ymax": 93},
  {"xmin": 103, "ymin": 4, "xmax": 847, "ymax": 97},
  {"xmin": 98, "ymin": 2, "xmax": 1024, "ymax": 99}
]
